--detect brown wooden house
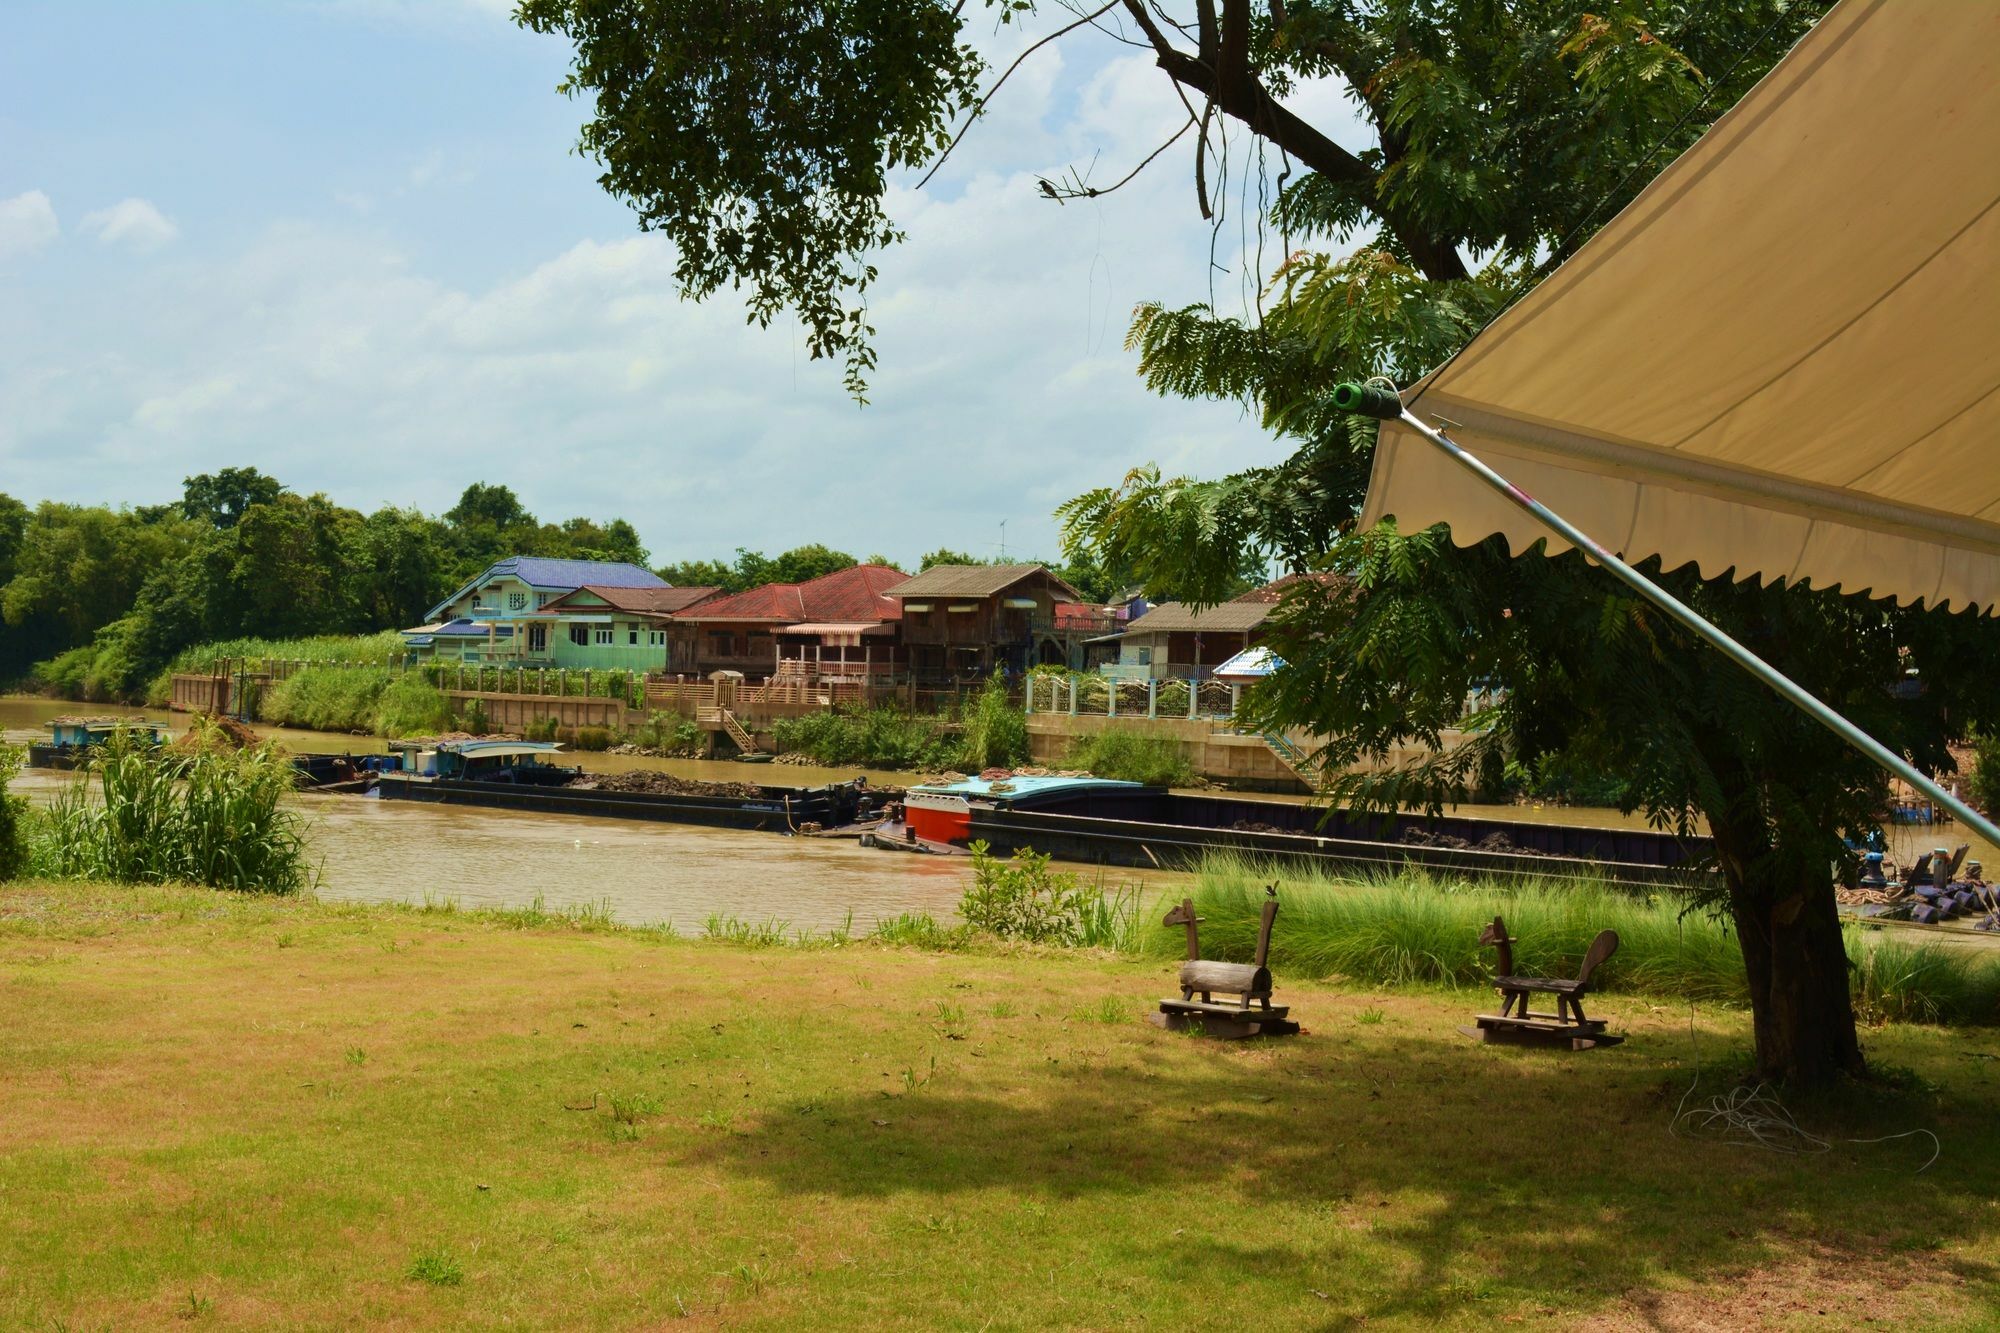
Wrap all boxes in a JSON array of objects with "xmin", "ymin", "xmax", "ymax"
[
  {"xmin": 668, "ymin": 564, "xmax": 909, "ymax": 681},
  {"xmin": 884, "ymin": 564, "xmax": 1082, "ymax": 683}
]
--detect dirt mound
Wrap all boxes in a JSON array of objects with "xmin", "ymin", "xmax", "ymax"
[
  {"xmin": 1399, "ymin": 827, "xmax": 1551, "ymax": 857},
  {"xmin": 173, "ymin": 712, "xmax": 262, "ymax": 752},
  {"xmin": 572, "ymin": 770, "xmax": 766, "ymax": 799}
]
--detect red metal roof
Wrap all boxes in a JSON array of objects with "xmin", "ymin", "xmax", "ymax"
[{"xmin": 676, "ymin": 564, "xmax": 909, "ymax": 626}]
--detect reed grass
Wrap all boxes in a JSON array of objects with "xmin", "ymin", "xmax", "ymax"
[
  {"xmin": 165, "ymin": 631, "xmax": 409, "ymax": 674},
  {"xmin": 33, "ymin": 728, "xmax": 312, "ymax": 894},
  {"xmin": 1157, "ymin": 851, "xmax": 2000, "ymax": 1023}
]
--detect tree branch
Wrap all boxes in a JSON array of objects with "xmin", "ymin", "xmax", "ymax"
[
  {"xmin": 916, "ymin": 0, "xmax": 1121, "ymax": 192},
  {"xmin": 1119, "ymin": 0, "xmax": 1467, "ymax": 281}
]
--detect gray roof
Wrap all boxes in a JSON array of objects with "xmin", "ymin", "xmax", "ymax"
[
  {"xmin": 885, "ymin": 563, "xmax": 1080, "ymax": 600},
  {"xmin": 1118, "ymin": 600, "xmax": 1273, "ymax": 635}
]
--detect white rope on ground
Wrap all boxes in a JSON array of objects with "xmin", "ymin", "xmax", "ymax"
[{"xmin": 1670, "ymin": 922, "xmax": 1940, "ymax": 1174}]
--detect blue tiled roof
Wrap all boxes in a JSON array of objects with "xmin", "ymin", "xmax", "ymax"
[
  {"xmin": 425, "ymin": 556, "xmax": 666, "ymax": 621},
  {"xmin": 428, "ymin": 619, "xmax": 513, "ymax": 638},
  {"xmin": 503, "ymin": 557, "xmax": 666, "ymax": 591}
]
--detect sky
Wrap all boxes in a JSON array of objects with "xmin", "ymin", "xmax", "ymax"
[{"xmin": 0, "ymin": 1, "xmax": 1372, "ymax": 568}]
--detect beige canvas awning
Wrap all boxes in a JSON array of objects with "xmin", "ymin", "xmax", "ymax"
[{"xmin": 1361, "ymin": 0, "xmax": 2000, "ymax": 613}]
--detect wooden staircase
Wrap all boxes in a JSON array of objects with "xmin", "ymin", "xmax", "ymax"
[{"xmin": 700, "ymin": 706, "xmax": 763, "ymax": 757}]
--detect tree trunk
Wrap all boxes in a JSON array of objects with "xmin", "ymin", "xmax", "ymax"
[{"xmin": 1715, "ymin": 825, "xmax": 1865, "ymax": 1087}]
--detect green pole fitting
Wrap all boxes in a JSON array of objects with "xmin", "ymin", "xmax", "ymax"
[{"xmin": 1332, "ymin": 381, "xmax": 1403, "ymax": 420}]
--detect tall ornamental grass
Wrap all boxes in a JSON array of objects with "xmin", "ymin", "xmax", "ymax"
[
  {"xmin": 1155, "ymin": 852, "xmax": 2000, "ymax": 1023},
  {"xmin": 35, "ymin": 728, "xmax": 312, "ymax": 894}
]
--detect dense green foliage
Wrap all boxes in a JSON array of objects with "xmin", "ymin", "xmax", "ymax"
[
  {"xmin": 1168, "ymin": 855, "xmax": 2000, "ymax": 1026},
  {"xmin": 34, "ymin": 727, "xmax": 311, "ymax": 894},
  {"xmin": 655, "ymin": 544, "xmax": 869, "ymax": 594},
  {"xmin": 4, "ymin": 473, "xmax": 648, "ymax": 702},
  {"xmin": 772, "ymin": 706, "xmax": 961, "ymax": 771},
  {"xmin": 1061, "ymin": 731, "xmax": 1195, "ymax": 787},
  {"xmin": 0, "ymin": 747, "xmax": 27, "ymax": 882}
]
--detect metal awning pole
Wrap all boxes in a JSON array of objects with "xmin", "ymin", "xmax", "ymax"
[{"xmin": 1392, "ymin": 404, "xmax": 2000, "ymax": 850}]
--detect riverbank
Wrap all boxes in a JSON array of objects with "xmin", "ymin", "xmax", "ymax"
[{"xmin": 3, "ymin": 879, "xmax": 1998, "ymax": 1329}]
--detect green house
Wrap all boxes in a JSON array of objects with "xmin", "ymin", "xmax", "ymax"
[
  {"xmin": 531, "ymin": 584, "xmax": 722, "ymax": 672},
  {"xmin": 401, "ymin": 557, "xmax": 684, "ymax": 666}
]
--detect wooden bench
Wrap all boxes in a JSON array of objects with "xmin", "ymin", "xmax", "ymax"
[
  {"xmin": 1149, "ymin": 889, "xmax": 1299, "ymax": 1039},
  {"xmin": 1462, "ymin": 915, "xmax": 1623, "ymax": 1050}
]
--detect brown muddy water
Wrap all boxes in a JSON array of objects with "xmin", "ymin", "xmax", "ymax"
[
  {"xmin": 10, "ymin": 695, "xmax": 1992, "ymax": 931},
  {"xmin": 0, "ymin": 696, "xmax": 1120, "ymax": 931}
]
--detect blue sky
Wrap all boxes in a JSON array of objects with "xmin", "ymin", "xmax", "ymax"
[{"xmin": 1, "ymin": 2, "xmax": 1362, "ymax": 567}]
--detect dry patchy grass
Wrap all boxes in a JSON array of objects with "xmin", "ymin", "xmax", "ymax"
[{"xmin": 1, "ymin": 879, "xmax": 1998, "ymax": 1330}]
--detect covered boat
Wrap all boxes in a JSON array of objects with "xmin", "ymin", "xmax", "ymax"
[{"xmin": 27, "ymin": 717, "xmax": 166, "ymax": 769}]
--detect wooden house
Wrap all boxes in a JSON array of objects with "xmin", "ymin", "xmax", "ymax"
[
  {"xmin": 883, "ymin": 564, "xmax": 1082, "ymax": 682},
  {"xmin": 669, "ymin": 565, "xmax": 909, "ymax": 681}
]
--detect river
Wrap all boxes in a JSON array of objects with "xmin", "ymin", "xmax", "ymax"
[
  {"xmin": 9, "ymin": 694, "xmax": 1993, "ymax": 929},
  {"xmin": 0, "ymin": 696, "xmax": 1064, "ymax": 931}
]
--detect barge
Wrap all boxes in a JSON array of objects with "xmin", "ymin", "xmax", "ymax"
[
  {"xmin": 377, "ymin": 770, "xmax": 885, "ymax": 832},
  {"xmin": 887, "ymin": 776, "xmax": 1713, "ymax": 888}
]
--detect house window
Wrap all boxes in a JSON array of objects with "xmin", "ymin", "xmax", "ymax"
[
  {"xmin": 535, "ymin": 592, "xmax": 551, "ymax": 608},
  {"xmin": 594, "ymin": 627, "xmax": 614, "ymax": 645},
  {"xmin": 1136, "ymin": 646, "xmax": 1152, "ymax": 665},
  {"xmin": 648, "ymin": 630, "xmax": 666, "ymax": 647},
  {"xmin": 528, "ymin": 625, "xmax": 547, "ymax": 652},
  {"xmin": 509, "ymin": 592, "xmax": 527, "ymax": 611},
  {"xmin": 569, "ymin": 625, "xmax": 589, "ymax": 647},
  {"xmin": 628, "ymin": 627, "xmax": 640, "ymax": 646}
]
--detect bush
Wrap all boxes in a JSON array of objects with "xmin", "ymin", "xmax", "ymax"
[
  {"xmin": 0, "ymin": 746, "xmax": 28, "ymax": 882},
  {"xmin": 34, "ymin": 727, "xmax": 311, "ymax": 894},
  {"xmin": 523, "ymin": 715, "xmax": 559, "ymax": 742},
  {"xmin": 1062, "ymin": 731, "xmax": 1195, "ymax": 787},
  {"xmin": 573, "ymin": 726, "xmax": 613, "ymax": 751},
  {"xmin": 957, "ymin": 671, "xmax": 1028, "ymax": 770},
  {"xmin": 959, "ymin": 842, "xmax": 1136, "ymax": 948},
  {"xmin": 1968, "ymin": 730, "xmax": 2000, "ymax": 816}
]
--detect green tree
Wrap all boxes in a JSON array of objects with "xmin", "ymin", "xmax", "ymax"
[
  {"xmin": 445, "ymin": 482, "xmax": 530, "ymax": 532},
  {"xmin": 654, "ymin": 557, "xmax": 735, "ymax": 590},
  {"xmin": 762, "ymin": 544, "xmax": 857, "ymax": 585},
  {"xmin": 181, "ymin": 467, "xmax": 286, "ymax": 528},
  {"xmin": 512, "ymin": 0, "xmax": 2000, "ymax": 1087}
]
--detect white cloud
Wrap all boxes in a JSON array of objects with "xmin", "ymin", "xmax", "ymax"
[
  {"xmin": 80, "ymin": 198, "xmax": 179, "ymax": 252},
  {"xmin": 0, "ymin": 191, "xmax": 59, "ymax": 260}
]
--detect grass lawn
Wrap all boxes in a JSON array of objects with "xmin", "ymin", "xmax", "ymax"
[{"xmin": 2, "ymin": 881, "xmax": 1998, "ymax": 1330}]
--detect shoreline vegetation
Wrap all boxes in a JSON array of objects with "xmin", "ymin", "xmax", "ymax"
[{"xmin": 3, "ymin": 873, "xmax": 1998, "ymax": 1327}]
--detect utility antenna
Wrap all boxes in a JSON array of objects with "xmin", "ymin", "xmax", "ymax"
[{"xmin": 997, "ymin": 520, "xmax": 1008, "ymax": 560}]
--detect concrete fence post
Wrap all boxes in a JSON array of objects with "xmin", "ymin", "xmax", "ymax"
[
  {"xmin": 1068, "ymin": 677, "xmax": 1078, "ymax": 716},
  {"xmin": 1147, "ymin": 678, "xmax": 1158, "ymax": 719},
  {"xmin": 1229, "ymin": 684, "xmax": 1242, "ymax": 718},
  {"xmin": 1187, "ymin": 677, "xmax": 1198, "ymax": 721},
  {"xmin": 1107, "ymin": 681, "xmax": 1117, "ymax": 719}
]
